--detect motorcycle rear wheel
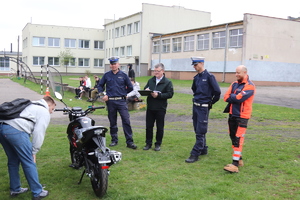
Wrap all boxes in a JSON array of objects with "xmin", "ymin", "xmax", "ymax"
[{"xmin": 90, "ymin": 161, "xmax": 108, "ymax": 197}]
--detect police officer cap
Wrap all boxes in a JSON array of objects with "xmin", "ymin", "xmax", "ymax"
[
  {"xmin": 108, "ymin": 56, "xmax": 119, "ymax": 64},
  {"xmin": 191, "ymin": 57, "xmax": 205, "ymax": 65}
]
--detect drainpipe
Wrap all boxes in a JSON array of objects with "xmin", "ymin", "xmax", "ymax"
[{"xmin": 222, "ymin": 24, "xmax": 228, "ymax": 82}]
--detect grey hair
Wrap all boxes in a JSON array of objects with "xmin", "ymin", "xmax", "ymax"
[{"xmin": 154, "ymin": 63, "xmax": 165, "ymax": 70}]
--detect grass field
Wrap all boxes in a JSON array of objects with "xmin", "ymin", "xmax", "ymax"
[{"xmin": 0, "ymin": 76, "xmax": 299, "ymax": 200}]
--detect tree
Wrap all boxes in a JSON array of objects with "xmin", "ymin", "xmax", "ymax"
[{"xmin": 58, "ymin": 49, "xmax": 75, "ymax": 75}]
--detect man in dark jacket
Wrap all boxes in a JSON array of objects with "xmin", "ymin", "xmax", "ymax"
[
  {"xmin": 128, "ymin": 64, "xmax": 135, "ymax": 79},
  {"xmin": 143, "ymin": 63, "xmax": 174, "ymax": 151}
]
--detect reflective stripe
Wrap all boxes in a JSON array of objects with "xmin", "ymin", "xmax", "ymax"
[
  {"xmin": 193, "ymin": 103, "xmax": 209, "ymax": 107},
  {"xmin": 233, "ymin": 156, "xmax": 240, "ymax": 161},
  {"xmin": 234, "ymin": 151, "xmax": 241, "ymax": 155}
]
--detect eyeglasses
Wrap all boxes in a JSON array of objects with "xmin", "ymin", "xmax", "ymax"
[{"xmin": 154, "ymin": 70, "xmax": 162, "ymax": 73}]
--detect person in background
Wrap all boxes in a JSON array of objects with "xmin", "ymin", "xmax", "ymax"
[
  {"xmin": 75, "ymin": 77, "xmax": 84, "ymax": 99},
  {"xmin": 185, "ymin": 57, "xmax": 221, "ymax": 163},
  {"xmin": 0, "ymin": 96, "xmax": 56, "ymax": 200},
  {"xmin": 128, "ymin": 64, "xmax": 135, "ymax": 79},
  {"xmin": 97, "ymin": 57, "xmax": 137, "ymax": 149},
  {"xmin": 143, "ymin": 63, "xmax": 174, "ymax": 151},
  {"xmin": 223, "ymin": 65, "xmax": 255, "ymax": 173},
  {"xmin": 126, "ymin": 78, "xmax": 141, "ymax": 103},
  {"xmin": 87, "ymin": 76, "xmax": 100, "ymax": 102}
]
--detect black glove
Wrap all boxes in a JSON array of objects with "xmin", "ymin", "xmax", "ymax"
[{"xmin": 209, "ymin": 102, "xmax": 213, "ymax": 109}]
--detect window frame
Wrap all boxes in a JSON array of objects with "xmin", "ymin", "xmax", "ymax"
[
  {"xmin": 48, "ymin": 57, "xmax": 60, "ymax": 66},
  {"xmin": 184, "ymin": 35, "xmax": 195, "ymax": 51},
  {"xmin": 32, "ymin": 37, "xmax": 45, "ymax": 47},
  {"xmin": 127, "ymin": 45, "xmax": 132, "ymax": 56},
  {"xmin": 64, "ymin": 39, "xmax": 76, "ymax": 48},
  {"xmin": 33, "ymin": 56, "xmax": 45, "ymax": 65},
  {"xmin": 172, "ymin": 37, "xmax": 182, "ymax": 52},
  {"xmin": 94, "ymin": 58, "xmax": 104, "ymax": 67},
  {"xmin": 48, "ymin": 37, "xmax": 60, "ymax": 47},
  {"xmin": 94, "ymin": 40, "xmax": 104, "ymax": 50},
  {"xmin": 212, "ymin": 31, "xmax": 226, "ymax": 49},
  {"xmin": 134, "ymin": 21, "xmax": 140, "ymax": 33},
  {"xmin": 127, "ymin": 23, "xmax": 132, "ymax": 35},
  {"xmin": 79, "ymin": 39, "xmax": 90, "ymax": 49},
  {"xmin": 197, "ymin": 33, "xmax": 209, "ymax": 50},
  {"xmin": 153, "ymin": 40, "xmax": 160, "ymax": 53},
  {"xmin": 162, "ymin": 39, "xmax": 170, "ymax": 53},
  {"xmin": 78, "ymin": 58, "xmax": 90, "ymax": 67},
  {"xmin": 229, "ymin": 28, "xmax": 243, "ymax": 48}
]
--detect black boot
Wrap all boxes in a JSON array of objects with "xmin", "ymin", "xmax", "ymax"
[{"xmin": 185, "ymin": 155, "xmax": 199, "ymax": 163}]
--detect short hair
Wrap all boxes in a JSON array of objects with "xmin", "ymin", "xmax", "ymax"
[
  {"xmin": 154, "ymin": 63, "xmax": 165, "ymax": 70},
  {"xmin": 130, "ymin": 77, "xmax": 135, "ymax": 83},
  {"xmin": 43, "ymin": 96, "xmax": 56, "ymax": 106}
]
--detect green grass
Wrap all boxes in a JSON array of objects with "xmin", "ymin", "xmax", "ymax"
[{"xmin": 0, "ymin": 76, "xmax": 300, "ymax": 199}]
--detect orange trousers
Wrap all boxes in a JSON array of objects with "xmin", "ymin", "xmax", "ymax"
[{"xmin": 228, "ymin": 115, "xmax": 248, "ymax": 161}]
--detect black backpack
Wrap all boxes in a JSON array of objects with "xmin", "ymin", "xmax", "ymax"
[{"xmin": 0, "ymin": 98, "xmax": 44, "ymax": 122}]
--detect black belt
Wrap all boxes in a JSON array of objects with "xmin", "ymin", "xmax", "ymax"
[
  {"xmin": 108, "ymin": 96, "xmax": 125, "ymax": 100},
  {"xmin": 193, "ymin": 102, "xmax": 209, "ymax": 107}
]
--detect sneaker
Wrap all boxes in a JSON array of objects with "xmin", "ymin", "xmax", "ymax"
[
  {"xmin": 109, "ymin": 142, "xmax": 118, "ymax": 147},
  {"xmin": 32, "ymin": 189, "xmax": 49, "ymax": 200},
  {"xmin": 223, "ymin": 164, "xmax": 239, "ymax": 173},
  {"xmin": 238, "ymin": 160, "xmax": 244, "ymax": 167},
  {"xmin": 185, "ymin": 155, "xmax": 199, "ymax": 163},
  {"xmin": 127, "ymin": 143, "xmax": 137, "ymax": 149},
  {"xmin": 10, "ymin": 188, "xmax": 28, "ymax": 196},
  {"xmin": 78, "ymin": 97, "xmax": 82, "ymax": 100},
  {"xmin": 143, "ymin": 144, "xmax": 151, "ymax": 150}
]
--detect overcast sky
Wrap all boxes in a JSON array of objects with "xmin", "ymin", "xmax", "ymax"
[{"xmin": 1, "ymin": 0, "xmax": 299, "ymax": 51}]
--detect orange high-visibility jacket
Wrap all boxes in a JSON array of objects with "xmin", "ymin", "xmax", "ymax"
[{"xmin": 224, "ymin": 75, "xmax": 255, "ymax": 119}]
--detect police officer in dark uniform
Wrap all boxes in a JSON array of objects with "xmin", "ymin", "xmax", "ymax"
[
  {"xmin": 185, "ymin": 57, "xmax": 221, "ymax": 163},
  {"xmin": 97, "ymin": 57, "xmax": 137, "ymax": 149}
]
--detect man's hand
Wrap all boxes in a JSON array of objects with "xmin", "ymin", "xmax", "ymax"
[
  {"xmin": 33, "ymin": 154, "xmax": 36, "ymax": 163},
  {"xmin": 102, "ymin": 95, "xmax": 108, "ymax": 102},
  {"xmin": 151, "ymin": 92, "xmax": 158, "ymax": 98}
]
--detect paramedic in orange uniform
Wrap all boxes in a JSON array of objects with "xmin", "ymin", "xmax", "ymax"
[{"xmin": 223, "ymin": 65, "xmax": 255, "ymax": 173}]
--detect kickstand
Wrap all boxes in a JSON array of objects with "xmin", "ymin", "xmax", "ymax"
[{"xmin": 78, "ymin": 169, "xmax": 85, "ymax": 184}]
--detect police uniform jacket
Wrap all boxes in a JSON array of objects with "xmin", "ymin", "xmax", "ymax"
[
  {"xmin": 192, "ymin": 69, "xmax": 221, "ymax": 104},
  {"xmin": 97, "ymin": 69, "xmax": 133, "ymax": 97},
  {"xmin": 144, "ymin": 75, "xmax": 174, "ymax": 111}
]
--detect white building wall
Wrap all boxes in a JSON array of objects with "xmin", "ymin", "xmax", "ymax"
[{"xmin": 22, "ymin": 23, "xmax": 105, "ymax": 75}]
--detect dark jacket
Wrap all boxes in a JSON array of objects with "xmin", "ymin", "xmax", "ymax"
[
  {"xmin": 128, "ymin": 67, "xmax": 135, "ymax": 78},
  {"xmin": 144, "ymin": 75, "xmax": 174, "ymax": 111}
]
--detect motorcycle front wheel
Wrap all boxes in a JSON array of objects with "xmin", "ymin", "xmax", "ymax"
[{"xmin": 90, "ymin": 161, "xmax": 108, "ymax": 197}]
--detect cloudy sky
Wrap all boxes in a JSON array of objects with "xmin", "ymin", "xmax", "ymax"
[{"xmin": 1, "ymin": 0, "xmax": 299, "ymax": 51}]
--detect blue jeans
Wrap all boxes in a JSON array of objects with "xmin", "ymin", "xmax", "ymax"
[{"xmin": 0, "ymin": 123, "xmax": 43, "ymax": 197}]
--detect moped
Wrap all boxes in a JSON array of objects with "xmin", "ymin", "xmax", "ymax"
[{"xmin": 54, "ymin": 92, "xmax": 121, "ymax": 197}]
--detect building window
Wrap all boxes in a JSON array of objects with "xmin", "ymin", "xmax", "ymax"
[
  {"xmin": 127, "ymin": 46, "xmax": 132, "ymax": 56},
  {"xmin": 48, "ymin": 37, "xmax": 60, "ymax": 47},
  {"xmin": 134, "ymin": 21, "xmax": 140, "ymax": 33},
  {"xmin": 32, "ymin": 37, "xmax": 45, "ymax": 46},
  {"xmin": 153, "ymin": 41, "xmax": 160, "ymax": 53},
  {"xmin": 94, "ymin": 41, "xmax": 104, "ymax": 49},
  {"xmin": 121, "ymin": 26, "xmax": 126, "ymax": 36},
  {"xmin": 0, "ymin": 57, "xmax": 10, "ymax": 71},
  {"xmin": 109, "ymin": 30, "xmax": 111, "ymax": 39},
  {"xmin": 23, "ymin": 38, "xmax": 28, "ymax": 48},
  {"xmin": 172, "ymin": 37, "xmax": 182, "ymax": 52},
  {"xmin": 212, "ymin": 31, "xmax": 226, "ymax": 49},
  {"xmin": 79, "ymin": 40, "xmax": 90, "ymax": 49},
  {"xmin": 120, "ymin": 46, "xmax": 125, "ymax": 57},
  {"xmin": 78, "ymin": 58, "xmax": 89, "ymax": 67},
  {"xmin": 48, "ymin": 57, "xmax": 60, "ymax": 66},
  {"xmin": 33, "ymin": 56, "xmax": 45, "ymax": 65},
  {"xmin": 197, "ymin": 33, "xmax": 209, "ymax": 50},
  {"xmin": 94, "ymin": 59, "xmax": 103, "ymax": 67},
  {"xmin": 127, "ymin": 23, "xmax": 132, "ymax": 35},
  {"xmin": 184, "ymin": 35, "xmax": 194, "ymax": 51},
  {"xmin": 115, "ymin": 47, "xmax": 119, "ymax": 56},
  {"xmin": 65, "ymin": 39, "xmax": 76, "ymax": 48},
  {"xmin": 65, "ymin": 58, "xmax": 75, "ymax": 66},
  {"xmin": 230, "ymin": 28, "xmax": 243, "ymax": 48},
  {"xmin": 162, "ymin": 39, "xmax": 170, "ymax": 53},
  {"xmin": 115, "ymin": 27, "xmax": 120, "ymax": 38}
]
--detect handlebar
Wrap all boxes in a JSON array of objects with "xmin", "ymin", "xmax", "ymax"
[{"xmin": 55, "ymin": 106, "xmax": 105, "ymax": 117}]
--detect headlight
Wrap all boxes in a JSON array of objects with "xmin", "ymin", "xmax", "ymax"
[{"xmin": 94, "ymin": 129, "xmax": 103, "ymax": 135}]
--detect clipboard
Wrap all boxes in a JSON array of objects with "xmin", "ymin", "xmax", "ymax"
[{"xmin": 138, "ymin": 90, "xmax": 153, "ymax": 96}]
